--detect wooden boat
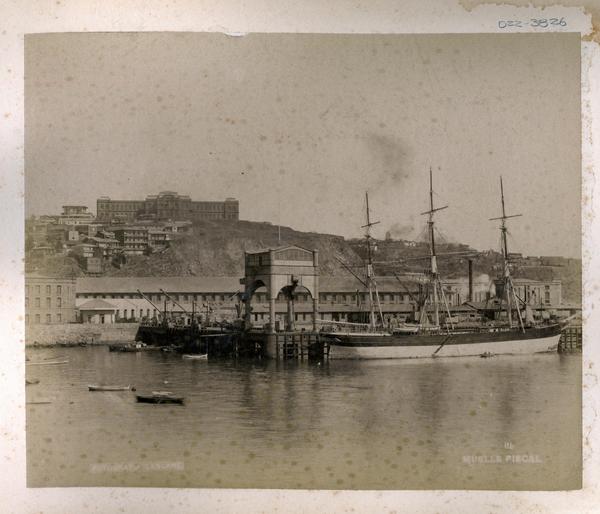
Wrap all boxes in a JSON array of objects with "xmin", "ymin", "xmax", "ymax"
[
  {"xmin": 26, "ymin": 359, "xmax": 69, "ymax": 366},
  {"xmin": 88, "ymin": 384, "xmax": 135, "ymax": 391},
  {"xmin": 57, "ymin": 341, "xmax": 87, "ymax": 347},
  {"xmin": 26, "ymin": 378, "xmax": 40, "ymax": 385},
  {"xmin": 182, "ymin": 354, "xmax": 208, "ymax": 360},
  {"xmin": 43, "ymin": 354, "xmax": 66, "ymax": 360},
  {"xmin": 136, "ymin": 391, "xmax": 184, "ymax": 405},
  {"xmin": 109, "ymin": 343, "xmax": 161, "ymax": 353}
]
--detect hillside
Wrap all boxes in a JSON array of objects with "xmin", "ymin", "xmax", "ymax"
[
  {"xmin": 106, "ymin": 220, "xmax": 360, "ymax": 277},
  {"xmin": 29, "ymin": 219, "xmax": 581, "ymax": 304}
]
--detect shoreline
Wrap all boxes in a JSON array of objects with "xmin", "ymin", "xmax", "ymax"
[{"xmin": 25, "ymin": 322, "xmax": 139, "ymax": 347}]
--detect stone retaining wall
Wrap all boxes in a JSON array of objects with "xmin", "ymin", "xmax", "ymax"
[{"xmin": 25, "ymin": 323, "xmax": 139, "ymax": 346}]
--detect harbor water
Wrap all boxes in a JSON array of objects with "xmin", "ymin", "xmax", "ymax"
[{"xmin": 26, "ymin": 346, "xmax": 581, "ymax": 490}]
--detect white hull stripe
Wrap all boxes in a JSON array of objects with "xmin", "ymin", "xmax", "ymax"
[{"xmin": 329, "ymin": 334, "xmax": 561, "ymax": 359}]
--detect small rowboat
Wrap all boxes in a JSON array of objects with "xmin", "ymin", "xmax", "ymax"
[
  {"xmin": 26, "ymin": 378, "xmax": 40, "ymax": 385},
  {"xmin": 182, "ymin": 354, "xmax": 208, "ymax": 360},
  {"xmin": 26, "ymin": 359, "xmax": 69, "ymax": 366},
  {"xmin": 88, "ymin": 384, "xmax": 135, "ymax": 392},
  {"xmin": 109, "ymin": 343, "xmax": 144, "ymax": 352},
  {"xmin": 136, "ymin": 391, "xmax": 184, "ymax": 405}
]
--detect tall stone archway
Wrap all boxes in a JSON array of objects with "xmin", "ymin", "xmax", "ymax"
[{"xmin": 241, "ymin": 245, "xmax": 319, "ymax": 333}]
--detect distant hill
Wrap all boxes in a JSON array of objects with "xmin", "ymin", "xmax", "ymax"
[
  {"xmin": 29, "ymin": 219, "xmax": 581, "ymax": 304},
  {"xmin": 104, "ymin": 220, "xmax": 361, "ymax": 277}
]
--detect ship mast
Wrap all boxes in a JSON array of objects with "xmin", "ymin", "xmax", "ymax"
[
  {"xmin": 420, "ymin": 167, "xmax": 452, "ymax": 329},
  {"xmin": 362, "ymin": 192, "xmax": 383, "ymax": 330},
  {"xmin": 489, "ymin": 177, "xmax": 525, "ymax": 332}
]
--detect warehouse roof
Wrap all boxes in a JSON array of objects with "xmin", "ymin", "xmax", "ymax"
[
  {"xmin": 78, "ymin": 299, "xmax": 117, "ymax": 311},
  {"xmin": 75, "ymin": 275, "xmax": 429, "ymax": 294}
]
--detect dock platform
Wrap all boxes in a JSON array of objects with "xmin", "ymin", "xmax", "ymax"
[
  {"xmin": 239, "ymin": 331, "xmax": 329, "ymax": 361},
  {"xmin": 559, "ymin": 325, "xmax": 582, "ymax": 353}
]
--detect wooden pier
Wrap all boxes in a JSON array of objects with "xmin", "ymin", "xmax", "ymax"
[
  {"xmin": 239, "ymin": 331, "xmax": 329, "ymax": 361},
  {"xmin": 559, "ymin": 325, "xmax": 582, "ymax": 353},
  {"xmin": 273, "ymin": 332, "xmax": 329, "ymax": 361}
]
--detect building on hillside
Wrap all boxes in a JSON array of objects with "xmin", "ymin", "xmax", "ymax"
[
  {"xmin": 73, "ymin": 222, "xmax": 104, "ymax": 238},
  {"xmin": 160, "ymin": 220, "xmax": 193, "ymax": 233},
  {"xmin": 71, "ymin": 242, "xmax": 98, "ymax": 259},
  {"xmin": 86, "ymin": 256, "xmax": 103, "ymax": 274},
  {"xmin": 96, "ymin": 191, "xmax": 239, "ymax": 223},
  {"xmin": 26, "ymin": 218, "xmax": 51, "ymax": 246},
  {"xmin": 46, "ymin": 224, "xmax": 71, "ymax": 250},
  {"xmin": 83, "ymin": 236, "xmax": 120, "ymax": 258},
  {"xmin": 57, "ymin": 205, "xmax": 95, "ymax": 225},
  {"xmin": 98, "ymin": 230, "xmax": 116, "ymax": 239},
  {"xmin": 25, "ymin": 274, "xmax": 77, "ymax": 325},
  {"xmin": 29, "ymin": 246, "xmax": 55, "ymax": 259},
  {"xmin": 112, "ymin": 227, "xmax": 149, "ymax": 255},
  {"xmin": 96, "ymin": 198, "xmax": 145, "ymax": 224},
  {"xmin": 148, "ymin": 230, "xmax": 170, "ymax": 248}
]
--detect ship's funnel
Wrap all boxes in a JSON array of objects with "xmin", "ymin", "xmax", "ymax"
[
  {"xmin": 468, "ymin": 259, "xmax": 473, "ymax": 302},
  {"xmin": 494, "ymin": 279, "xmax": 505, "ymax": 299}
]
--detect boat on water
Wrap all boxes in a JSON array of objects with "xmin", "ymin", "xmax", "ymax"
[
  {"xmin": 136, "ymin": 391, "xmax": 185, "ymax": 405},
  {"xmin": 26, "ymin": 378, "xmax": 40, "ymax": 385},
  {"xmin": 88, "ymin": 384, "xmax": 135, "ymax": 391},
  {"xmin": 182, "ymin": 354, "xmax": 208, "ymax": 360},
  {"xmin": 26, "ymin": 359, "xmax": 69, "ymax": 366},
  {"xmin": 135, "ymin": 288, "xmax": 238, "ymax": 348},
  {"xmin": 321, "ymin": 172, "xmax": 569, "ymax": 359},
  {"xmin": 108, "ymin": 342, "xmax": 161, "ymax": 352}
]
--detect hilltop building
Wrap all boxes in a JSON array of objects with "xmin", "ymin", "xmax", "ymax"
[
  {"xmin": 96, "ymin": 191, "xmax": 239, "ymax": 223},
  {"xmin": 57, "ymin": 205, "xmax": 95, "ymax": 225}
]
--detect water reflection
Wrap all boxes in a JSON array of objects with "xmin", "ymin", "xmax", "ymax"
[{"xmin": 26, "ymin": 347, "xmax": 581, "ymax": 490}]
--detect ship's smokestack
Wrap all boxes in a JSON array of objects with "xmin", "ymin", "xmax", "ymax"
[{"xmin": 468, "ymin": 259, "xmax": 473, "ymax": 302}]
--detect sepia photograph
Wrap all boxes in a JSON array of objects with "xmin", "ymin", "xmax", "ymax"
[{"xmin": 22, "ymin": 30, "xmax": 582, "ymax": 493}]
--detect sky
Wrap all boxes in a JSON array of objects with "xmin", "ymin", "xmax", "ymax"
[{"xmin": 25, "ymin": 32, "xmax": 581, "ymax": 258}]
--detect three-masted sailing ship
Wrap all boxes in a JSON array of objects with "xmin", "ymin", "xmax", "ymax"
[{"xmin": 322, "ymin": 171, "xmax": 568, "ymax": 359}]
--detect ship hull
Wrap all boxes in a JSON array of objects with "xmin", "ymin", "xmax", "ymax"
[{"xmin": 325, "ymin": 324, "xmax": 563, "ymax": 359}]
